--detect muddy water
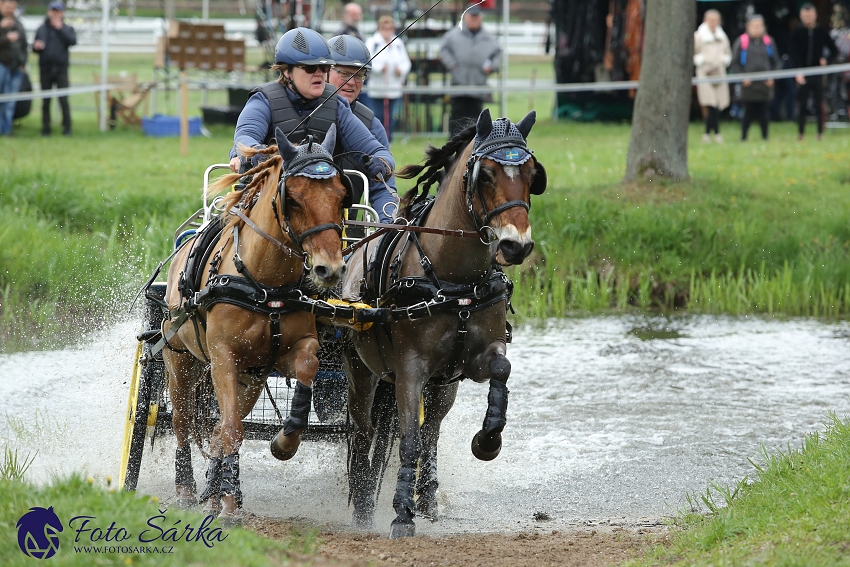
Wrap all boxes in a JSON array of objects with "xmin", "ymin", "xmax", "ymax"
[{"xmin": 1, "ymin": 316, "xmax": 849, "ymax": 535}]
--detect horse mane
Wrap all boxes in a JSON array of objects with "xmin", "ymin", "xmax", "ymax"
[
  {"xmin": 396, "ymin": 121, "xmax": 477, "ymax": 219},
  {"xmin": 207, "ymin": 144, "xmax": 283, "ymax": 234}
]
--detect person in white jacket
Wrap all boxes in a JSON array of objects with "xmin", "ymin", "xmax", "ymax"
[
  {"xmin": 365, "ymin": 15, "xmax": 411, "ymax": 141},
  {"xmin": 694, "ymin": 9, "xmax": 732, "ymax": 143}
]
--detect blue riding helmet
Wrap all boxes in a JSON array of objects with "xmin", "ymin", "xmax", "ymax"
[
  {"xmin": 327, "ymin": 35, "xmax": 372, "ymax": 70},
  {"xmin": 275, "ymin": 27, "xmax": 335, "ymax": 66}
]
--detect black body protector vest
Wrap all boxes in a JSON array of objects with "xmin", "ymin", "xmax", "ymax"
[{"xmin": 253, "ymin": 81, "xmax": 376, "ymax": 205}]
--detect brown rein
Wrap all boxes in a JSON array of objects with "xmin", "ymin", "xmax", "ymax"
[
  {"xmin": 340, "ymin": 219, "xmax": 483, "ymax": 256},
  {"xmin": 230, "ymin": 209, "xmax": 483, "ymax": 260}
]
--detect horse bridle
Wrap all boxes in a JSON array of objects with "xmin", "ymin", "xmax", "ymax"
[{"xmin": 272, "ymin": 148, "xmax": 354, "ymax": 259}]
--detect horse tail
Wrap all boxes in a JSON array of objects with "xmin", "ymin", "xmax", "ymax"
[{"xmin": 398, "ymin": 123, "xmax": 477, "ymax": 218}]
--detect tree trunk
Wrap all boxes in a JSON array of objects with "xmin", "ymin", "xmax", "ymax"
[{"xmin": 624, "ymin": 0, "xmax": 696, "ymax": 182}]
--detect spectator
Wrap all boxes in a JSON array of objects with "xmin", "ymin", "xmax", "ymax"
[
  {"xmin": 440, "ymin": 5, "xmax": 500, "ymax": 136},
  {"xmin": 365, "ymin": 15, "xmax": 410, "ymax": 142},
  {"xmin": 0, "ymin": 0, "xmax": 26, "ymax": 136},
  {"xmin": 336, "ymin": 3, "xmax": 363, "ymax": 41},
  {"xmin": 731, "ymin": 15, "xmax": 778, "ymax": 141},
  {"xmin": 327, "ymin": 33, "xmax": 398, "ymax": 211},
  {"xmin": 694, "ymin": 9, "xmax": 731, "ymax": 143},
  {"xmin": 32, "ymin": 1, "xmax": 76, "ymax": 136},
  {"xmin": 790, "ymin": 3, "xmax": 838, "ymax": 141}
]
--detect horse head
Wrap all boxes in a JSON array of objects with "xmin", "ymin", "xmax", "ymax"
[
  {"xmin": 468, "ymin": 109, "xmax": 546, "ymax": 266},
  {"xmin": 275, "ymin": 125, "xmax": 352, "ymax": 288}
]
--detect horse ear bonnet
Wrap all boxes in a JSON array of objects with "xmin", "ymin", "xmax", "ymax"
[
  {"xmin": 340, "ymin": 174, "xmax": 354, "ymax": 208},
  {"xmin": 530, "ymin": 157, "xmax": 546, "ymax": 195},
  {"xmin": 275, "ymin": 127, "xmax": 300, "ymax": 162}
]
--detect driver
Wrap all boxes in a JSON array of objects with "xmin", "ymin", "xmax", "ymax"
[
  {"xmin": 326, "ymin": 34, "xmax": 398, "ymax": 207},
  {"xmin": 229, "ymin": 27, "xmax": 397, "ymax": 222}
]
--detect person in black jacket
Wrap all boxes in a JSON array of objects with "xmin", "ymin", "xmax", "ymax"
[
  {"xmin": 32, "ymin": 1, "xmax": 76, "ymax": 136},
  {"xmin": 0, "ymin": 0, "xmax": 27, "ymax": 135},
  {"xmin": 789, "ymin": 3, "xmax": 838, "ymax": 141}
]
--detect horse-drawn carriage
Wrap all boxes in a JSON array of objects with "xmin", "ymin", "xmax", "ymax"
[
  {"xmin": 118, "ymin": 110, "xmax": 546, "ymax": 537},
  {"xmin": 118, "ymin": 161, "xmax": 383, "ymax": 492}
]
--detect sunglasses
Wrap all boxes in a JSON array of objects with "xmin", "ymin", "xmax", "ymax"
[
  {"xmin": 333, "ymin": 68, "xmax": 368, "ymax": 83},
  {"xmin": 296, "ymin": 64, "xmax": 332, "ymax": 74}
]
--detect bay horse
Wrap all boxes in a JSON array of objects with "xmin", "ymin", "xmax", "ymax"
[
  {"xmin": 341, "ymin": 109, "xmax": 546, "ymax": 537},
  {"xmin": 161, "ymin": 126, "xmax": 354, "ymax": 524}
]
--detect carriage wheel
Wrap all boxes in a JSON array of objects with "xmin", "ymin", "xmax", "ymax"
[
  {"xmin": 119, "ymin": 284, "xmax": 167, "ymax": 491},
  {"xmin": 119, "ymin": 341, "xmax": 153, "ymax": 491}
]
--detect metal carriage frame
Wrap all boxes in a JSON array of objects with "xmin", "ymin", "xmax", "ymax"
[{"xmin": 119, "ymin": 164, "xmax": 381, "ymax": 491}]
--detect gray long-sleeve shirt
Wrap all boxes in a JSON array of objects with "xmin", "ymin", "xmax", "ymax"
[{"xmin": 439, "ymin": 25, "xmax": 501, "ymax": 99}]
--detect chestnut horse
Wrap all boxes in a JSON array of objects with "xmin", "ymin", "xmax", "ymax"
[
  {"xmin": 341, "ymin": 109, "xmax": 546, "ymax": 537},
  {"xmin": 161, "ymin": 127, "xmax": 352, "ymax": 524}
]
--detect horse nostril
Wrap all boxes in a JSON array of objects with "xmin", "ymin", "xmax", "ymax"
[
  {"xmin": 313, "ymin": 265, "xmax": 330, "ymax": 280},
  {"xmin": 522, "ymin": 241, "xmax": 535, "ymax": 258},
  {"xmin": 498, "ymin": 240, "xmax": 523, "ymax": 259}
]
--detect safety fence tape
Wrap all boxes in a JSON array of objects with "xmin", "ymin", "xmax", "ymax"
[{"xmin": 1, "ymin": 62, "xmax": 848, "ymax": 104}]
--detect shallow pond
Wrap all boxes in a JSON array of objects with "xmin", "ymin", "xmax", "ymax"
[{"xmin": 1, "ymin": 315, "xmax": 848, "ymax": 534}]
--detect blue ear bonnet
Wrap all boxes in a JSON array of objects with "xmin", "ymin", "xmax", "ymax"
[
  {"xmin": 285, "ymin": 141, "xmax": 338, "ymax": 179},
  {"xmin": 471, "ymin": 118, "xmax": 532, "ymax": 165}
]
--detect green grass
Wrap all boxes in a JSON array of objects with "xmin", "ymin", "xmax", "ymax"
[
  {"xmin": 0, "ymin": 474, "xmax": 317, "ymax": 566},
  {"xmin": 627, "ymin": 414, "xmax": 850, "ymax": 567},
  {"xmin": 3, "ymin": 53, "xmax": 850, "ymax": 350}
]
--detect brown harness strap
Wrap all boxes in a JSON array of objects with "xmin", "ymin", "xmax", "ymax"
[{"xmin": 231, "ymin": 207, "xmax": 305, "ymax": 259}]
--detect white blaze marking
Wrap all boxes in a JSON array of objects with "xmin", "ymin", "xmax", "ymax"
[{"xmin": 503, "ymin": 165, "xmax": 520, "ymax": 180}]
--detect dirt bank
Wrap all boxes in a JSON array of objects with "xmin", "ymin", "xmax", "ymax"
[{"xmin": 248, "ymin": 518, "xmax": 667, "ymax": 567}]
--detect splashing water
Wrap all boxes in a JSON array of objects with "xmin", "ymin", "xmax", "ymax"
[{"xmin": 1, "ymin": 315, "xmax": 849, "ymax": 534}]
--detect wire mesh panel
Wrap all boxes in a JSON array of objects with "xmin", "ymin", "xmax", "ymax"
[{"xmin": 150, "ymin": 314, "xmax": 350, "ymax": 442}]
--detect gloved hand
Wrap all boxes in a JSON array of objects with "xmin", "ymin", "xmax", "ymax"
[{"xmin": 364, "ymin": 156, "xmax": 393, "ymax": 182}]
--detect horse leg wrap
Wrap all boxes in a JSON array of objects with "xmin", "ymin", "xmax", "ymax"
[
  {"xmin": 392, "ymin": 466, "xmax": 416, "ymax": 525},
  {"xmin": 220, "ymin": 453, "xmax": 243, "ymax": 508},
  {"xmin": 284, "ymin": 382, "xmax": 312, "ymax": 436},
  {"xmin": 175, "ymin": 445, "xmax": 196, "ymax": 490},
  {"xmin": 471, "ymin": 379, "xmax": 509, "ymax": 461},
  {"xmin": 198, "ymin": 456, "xmax": 222, "ymax": 503},
  {"xmin": 482, "ymin": 379, "xmax": 509, "ymax": 435},
  {"xmin": 415, "ymin": 448, "xmax": 439, "ymax": 520}
]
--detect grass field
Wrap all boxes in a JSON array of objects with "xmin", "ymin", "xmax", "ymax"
[
  {"xmin": 627, "ymin": 413, "xmax": 850, "ymax": 567},
  {"xmin": 2, "ymin": 53, "xmax": 850, "ymax": 350},
  {"xmin": 0, "ymin": 473, "xmax": 317, "ymax": 566}
]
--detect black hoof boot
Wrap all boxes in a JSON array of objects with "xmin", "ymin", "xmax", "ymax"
[
  {"xmin": 471, "ymin": 430, "xmax": 502, "ymax": 461},
  {"xmin": 175, "ymin": 445, "xmax": 198, "ymax": 508},
  {"xmin": 220, "ymin": 453, "xmax": 243, "ymax": 509},
  {"xmin": 198, "ymin": 456, "xmax": 222, "ymax": 505},
  {"xmin": 270, "ymin": 382, "xmax": 312, "ymax": 461},
  {"xmin": 389, "ymin": 520, "xmax": 416, "ymax": 539}
]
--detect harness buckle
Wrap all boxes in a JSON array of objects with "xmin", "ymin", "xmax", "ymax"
[
  {"xmin": 479, "ymin": 225, "xmax": 498, "ymax": 245},
  {"xmin": 269, "ymin": 312, "xmax": 280, "ymax": 322},
  {"xmin": 458, "ymin": 310, "xmax": 471, "ymax": 321},
  {"xmin": 193, "ymin": 291, "xmax": 202, "ymax": 306},
  {"xmin": 257, "ymin": 288, "xmax": 268, "ymax": 304}
]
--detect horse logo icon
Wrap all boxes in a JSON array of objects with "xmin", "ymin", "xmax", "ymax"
[{"xmin": 16, "ymin": 506, "xmax": 63, "ymax": 559}]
